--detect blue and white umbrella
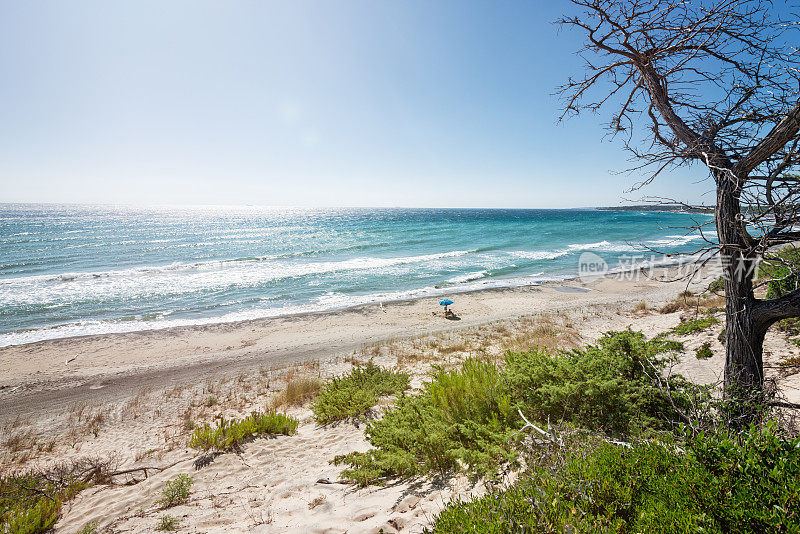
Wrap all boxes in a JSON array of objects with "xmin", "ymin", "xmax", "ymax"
[{"xmin": 439, "ymin": 299, "xmax": 453, "ymax": 311}]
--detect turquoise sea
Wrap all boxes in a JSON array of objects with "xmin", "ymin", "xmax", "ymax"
[{"xmin": 0, "ymin": 204, "xmax": 714, "ymax": 346}]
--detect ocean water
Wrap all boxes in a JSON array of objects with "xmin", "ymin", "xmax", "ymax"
[{"xmin": 0, "ymin": 204, "xmax": 715, "ymax": 346}]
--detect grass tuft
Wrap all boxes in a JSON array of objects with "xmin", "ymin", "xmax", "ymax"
[
  {"xmin": 660, "ymin": 292, "xmax": 725, "ymax": 314},
  {"xmin": 77, "ymin": 520, "xmax": 99, "ymax": 534},
  {"xmin": 272, "ymin": 376, "xmax": 324, "ymax": 408},
  {"xmin": 156, "ymin": 514, "xmax": 180, "ymax": 531}
]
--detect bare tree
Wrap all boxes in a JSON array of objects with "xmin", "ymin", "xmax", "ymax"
[{"xmin": 557, "ymin": 0, "xmax": 800, "ymax": 421}]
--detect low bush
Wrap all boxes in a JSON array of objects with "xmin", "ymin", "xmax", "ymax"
[
  {"xmin": 695, "ymin": 342, "xmax": 713, "ymax": 359},
  {"xmin": 759, "ymin": 246, "xmax": 800, "ymax": 300},
  {"xmin": 334, "ymin": 332, "xmax": 706, "ymax": 486},
  {"xmin": 0, "ymin": 473, "xmax": 85, "ymax": 534},
  {"xmin": 189, "ymin": 411, "xmax": 298, "ymax": 452},
  {"xmin": 707, "ymin": 276, "xmax": 725, "ymax": 294},
  {"xmin": 333, "ymin": 358, "xmax": 515, "ymax": 485},
  {"xmin": 157, "ymin": 474, "xmax": 193, "ymax": 508},
  {"xmin": 777, "ymin": 316, "xmax": 800, "ymax": 337},
  {"xmin": 430, "ymin": 422, "xmax": 800, "ymax": 533},
  {"xmin": 311, "ymin": 361, "xmax": 409, "ymax": 424},
  {"xmin": 504, "ymin": 330, "xmax": 701, "ymax": 436},
  {"xmin": 671, "ymin": 314, "xmax": 719, "ymax": 335}
]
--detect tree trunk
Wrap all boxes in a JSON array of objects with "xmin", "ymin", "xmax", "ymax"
[
  {"xmin": 716, "ymin": 170, "xmax": 766, "ymax": 425},
  {"xmin": 722, "ymin": 278, "xmax": 765, "ymax": 395}
]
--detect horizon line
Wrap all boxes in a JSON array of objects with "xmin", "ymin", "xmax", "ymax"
[{"xmin": 0, "ymin": 201, "xmax": 684, "ymax": 211}]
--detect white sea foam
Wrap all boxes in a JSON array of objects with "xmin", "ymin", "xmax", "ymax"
[
  {"xmin": 506, "ymin": 250, "xmax": 569, "ymax": 260},
  {"xmin": 647, "ymin": 234, "xmax": 706, "ymax": 246},
  {"xmin": 0, "ymin": 273, "xmax": 558, "ymax": 347},
  {"xmin": 0, "ymin": 250, "xmax": 477, "ymax": 306},
  {"xmin": 446, "ymin": 270, "xmax": 489, "ymax": 284},
  {"xmin": 566, "ymin": 241, "xmax": 639, "ymax": 252}
]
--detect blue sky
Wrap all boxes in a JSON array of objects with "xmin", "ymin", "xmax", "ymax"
[{"xmin": 0, "ymin": 0, "xmax": 715, "ymax": 208}]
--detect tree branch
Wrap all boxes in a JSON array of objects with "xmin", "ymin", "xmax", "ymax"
[{"xmin": 735, "ymin": 102, "xmax": 800, "ymax": 176}]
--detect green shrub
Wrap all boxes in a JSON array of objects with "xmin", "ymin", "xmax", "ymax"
[
  {"xmin": 0, "ymin": 498, "xmax": 62, "ymax": 534},
  {"xmin": 334, "ymin": 332, "xmax": 708, "ymax": 487},
  {"xmin": 157, "ymin": 474, "xmax": 193, "ymax": 508},
  {"xmin": 777, "ymin": 316, "xmax": 800, "ymax": 337},
  {"xmin": 430, "ymin": 423, "xmax": 800, "ymax": 533},
  {"xmin": 0, "ymin": 473, "xmax": 85, "ymax": 534},
  {"xmin": 760, "ymin": 247, "xmax": 800, "ymax": 300},
  {"xmin": 504, "ymin": 330, "xmax": 702, "ymax": 436},
  {"xmin": 707, "ymin": 276, "xmax": 725, "ymax": 294},
  {"xmin": 156, "ymin": 514, "xmax": 180, "ymax": 531},
  {"xmin": 333, "ymin": 358, "xmax": 516, "ymax": 485},
  {"xmin": 689, "ymin": 421, "xmax": 800, "ymax": 532},
  {"xmin": 311, "ymin": 361, "xmax": 409, "ymax": 424},
  {"xmin": 672, "ymin": 314, "xmax": 719, "ymax": 335},
  {"xmin": 695, "ymin": 342, "xmax": 713, "ymax": 359},
  {"xmin": 189, "ymin": 411, "xmax": 298, "ymax": 452}
]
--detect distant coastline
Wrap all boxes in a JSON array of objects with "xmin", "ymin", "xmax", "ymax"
[{"xmin": 596, "ymin": 204, "xmax": 715, "ymax": 214}]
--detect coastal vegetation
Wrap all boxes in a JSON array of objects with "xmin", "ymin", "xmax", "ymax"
[
  {"xmin": 157, "ymin": 474, "xmax": 193, "ymax": 508},
  {"xmin": 311, "ymin": 361, "xmax": 409, "ymax": 424},
  {"xmin": 333, "ymin": 331, "xmax": 710, "ymax": 486},
  {"xmin": 695, "ymin": 342, "xmax": 713, "ymax": 360},
  {"xmin": 155, "ymin": 514, "xmax": 179, "ymax": 531},
  {"xmin": 658, "ymin": 291, "xmax": 724, "ymax": 315},
  {"xmin": 430, "ymin": 423, "xmax": 800, "ymax": 533},
  {"xmin": 0, "ymin": 473, "xmax": 83, "ymax": 533},
  {"xmin": 188, "ymin": 411, "xmax": 298, "ymax": 452},
  {"xmin": 333, "ymin": 357, "xmax": 516, "ymax": 484},
  {"xmin": 760, "ymin": 247, "xmax": 800, "ymax": 301},
  {"xmin": 271, "ymin": 376, "xmax": 324, "ymax": 409},
  {"xmin": 325, "ymin": 318, "xmax": 798, "ymax": 531},
  {"xmin": 671, "ymin": 314, "xmax": 720, "ymax": 335}
]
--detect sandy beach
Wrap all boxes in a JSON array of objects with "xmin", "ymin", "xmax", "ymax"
[
  {"xmin": 2, "ymin": 267, "xmax": 708, "ymax": 422},
  {"xmin": 2, "ymin": 266, "xmax": 799, "ymax": 533}
]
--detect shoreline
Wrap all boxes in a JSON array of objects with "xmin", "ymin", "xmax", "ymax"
[
  {"xmin": 0, "ymin": 263, "xmax": 716, "ymax": 423},
  {"xmin": 0, "ymin": 250, "xmax": 708, "ymax": 348}
]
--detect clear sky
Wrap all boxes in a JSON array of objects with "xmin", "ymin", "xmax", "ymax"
[{"xmin": 0, "ymin": 0, "xmax": 715, "ymax": 208}]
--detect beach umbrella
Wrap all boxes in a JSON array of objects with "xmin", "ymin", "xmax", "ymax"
[{"xmin": 439, "ymin": 299, "xmax": 453, "ymax": 312}]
